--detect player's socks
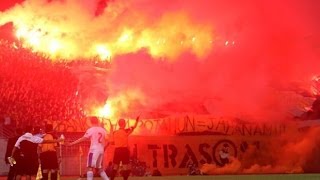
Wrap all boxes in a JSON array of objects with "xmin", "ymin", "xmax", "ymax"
[
  {"xmin": 99, "ymin": 170, "xmax": 109, "ymax": 180},
  {"xmin": 41, "ymin": 172, "xmax": 49, "ymax": 180},
  {"xmin": 51, "ymin": 171, "xmax": 58, "ymax": 180},
  {"xmin": 122, "ymin": 170, "xmax": 130, "ymax": 180},
  {"xmin": 87, "ymin": 171, "xmax": 94, "ymax": 180}
]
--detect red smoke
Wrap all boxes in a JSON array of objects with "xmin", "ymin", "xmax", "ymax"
[
  {"xmin": 1, "ymin": 0, "xmax": 320, "ymax": 120},
  {"xmin": 1, "ymin": 0, "xmax": 320, "ymax": 174},
  {"xmin": 107, "ymin": 0, "xmax": 320, "ymax": 120},
  {"xmin": 200, "ymin": 127, "xmax": 320, "ymax": 174}
]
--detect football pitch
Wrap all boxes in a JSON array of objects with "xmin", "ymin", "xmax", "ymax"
[
  {"xmin": 1, "ymin": 174, "xmax": 319, "ymax": 180},
  {"xmin": 60, "ymin": 174, "xmax": 320, "ymax": 180}
]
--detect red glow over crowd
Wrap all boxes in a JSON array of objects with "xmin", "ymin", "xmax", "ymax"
[
  {"xmin": 0, "ymin": 40, "xmax": 85, "ymax": 127},
  {"xmin": 0, "ymin": 0, "xmax": 320, "ymax": 178}
]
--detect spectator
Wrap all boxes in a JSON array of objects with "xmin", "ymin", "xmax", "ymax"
[{"xmin": 0, "ymin": 40, "xmax": 87, "ymax": 127}]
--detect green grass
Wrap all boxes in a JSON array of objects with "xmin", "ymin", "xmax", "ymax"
[{"xmin": 57, "ymin": 174, "xmax": 320, "ymax": 180}]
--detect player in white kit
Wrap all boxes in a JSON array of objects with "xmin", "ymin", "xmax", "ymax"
[{"xmin": 67, "ymin": 116, "xmax": 109, "ymax": 180}]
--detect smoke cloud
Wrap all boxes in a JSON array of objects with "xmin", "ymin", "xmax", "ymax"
[
  {"xmin": 200, "ymin": 127, "xmax": 320, "ymax": 174},
  {"xmin": 106, "ymin": 0, "xmax": 320, "ymax": 120},
  {"xmin": 1, "ymin": 0, "xmax": 320, "ymax": 120}
]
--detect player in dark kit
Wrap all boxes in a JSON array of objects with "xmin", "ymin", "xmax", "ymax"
[
  {"xmin": 39, "ymin": 124, "xmax": 60, "ymax": 180},
  {"xmin": 10, "ymin": 126, "xmax": 63, "ymax": 180},
  {"xmin": 5, "ymin": 128, "xmax": 23, "ymax": 180}
]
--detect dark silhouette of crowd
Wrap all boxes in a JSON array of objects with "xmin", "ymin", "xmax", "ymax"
[{"xmin": 0, "ymin": 40, "xmax": 85, "ymax": 128}]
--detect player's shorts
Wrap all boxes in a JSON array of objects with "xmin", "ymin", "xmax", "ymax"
[
  {"xmin": 16, "ymin": 156, "xmax": 39, "ymax": 176},
  {"xmin": 87, "ymin": 150, "xmax": 104, "ymax": 168},
  {"xmin": 113, "ymin": 147, "xmax": 130, "ymax": 165},
  {"xmin": 40, "ymin": 151, "xmax": 59, "ymax": 170}
]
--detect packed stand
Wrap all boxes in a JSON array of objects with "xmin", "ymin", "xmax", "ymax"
[{"xmin": 0, "ymin": 40, "xmax": 85, "ymax": 128}]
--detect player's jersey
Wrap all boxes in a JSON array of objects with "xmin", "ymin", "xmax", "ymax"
[
  {"xmin": 84, "ymin": 126, "xmax": 108, "ymax": 151},
  {"xmin": 15, "ymin": 133, "xmax": 43, "ymax": 148},
  {"xmin": 113, "ymin": 128, "xmax": 133, "ymax": 148},
  {"xmin": 39, "ymin": 133, "xmax": 57, "ymax": 152}
]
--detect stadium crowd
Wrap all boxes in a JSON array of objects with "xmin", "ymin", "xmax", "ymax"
[{"xmin": 0, "ymin": 40, "xmax": 85, "ymax": 128}]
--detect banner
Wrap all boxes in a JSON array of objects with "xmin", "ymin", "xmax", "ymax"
[
  {"xmin": 59, "ymin": 118, "xmax": 320, "ymax": 175},
  {"xmin": 123, "ymin": 135, "xmax": 266, "ymax": 175},
  {"xmin": 52, "ymin": 115, "xmax": 290, "ymax": 136}
]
